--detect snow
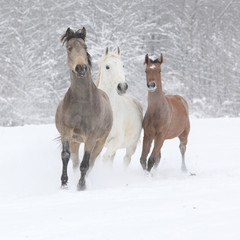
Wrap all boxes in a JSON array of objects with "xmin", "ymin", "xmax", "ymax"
[{"xmin": 0, "ymin": 118, "xmax": 240, "ymax": 240}]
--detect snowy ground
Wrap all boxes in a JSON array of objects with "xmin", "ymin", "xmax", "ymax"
[{"xmin": 0, "ymin": 118, "xmax": 240, "ymax": 240}]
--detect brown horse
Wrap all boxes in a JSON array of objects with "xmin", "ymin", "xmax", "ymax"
[
  {"xmin": 140, "ymin": 54, "xmax": 190, "ymax": 172},
  {"xmin": 55, "ymin": 27, "xmax": 113, "ymax": 190}
]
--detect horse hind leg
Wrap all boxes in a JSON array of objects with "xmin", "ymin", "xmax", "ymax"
[
  {"xmin": 89, "ymin": 137, "xmax": 107, "ymax": 170},
  {"xmin": 123, "ymin": 143, "xmax": 137, "ymax": 168},
  {"xmin": 179, "ymin": 130, "xmax": 189, "ymax": 172},
  {"xmin": 78, "ymin": 139, "xmax": 96, "ymax": 191},
  {"xmin": 70, "ymin": 142, "xmax": 80, "ymax": 170}
]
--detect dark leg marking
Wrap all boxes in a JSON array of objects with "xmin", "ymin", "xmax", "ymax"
[
  {"xmin": 61, "ymin": 141, "xmax": 70, "ymax": 186},
  {"xmin": 78, "ymin": 151, "xmax": 90, "ymax": 191},
  {"xmin": 147, "ymin": 157, "xmax": 155, "ymax": 172}
]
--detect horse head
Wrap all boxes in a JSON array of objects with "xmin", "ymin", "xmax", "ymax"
[
  {"xmin": 144, "ymin": 54, "xmax": 163, "ymax": 92},
  {"xmin": 61, "ymin": 27, "xmax": 91, "ymax": 77},
  {"xmin": 97, "ymin": 46, "xmax": 128, "ymax": 95}
]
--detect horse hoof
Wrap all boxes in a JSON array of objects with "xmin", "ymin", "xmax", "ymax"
[
  {"xmin": 77, "ymin": 179, "xmax": 86, "ymax": 191},
  {"xmin": 61, "ymin": 184, "xmax": 68, "ymax": 190},
  {"xmin": 181, "ymin": 166, "xmax": 188, "ymax": 173},
  {"xmin": 140, "ymin": 162, "xmax": 146, "ymax": 170}
]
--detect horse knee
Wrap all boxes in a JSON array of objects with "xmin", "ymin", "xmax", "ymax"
[
  {"xmin": 80, "ymin": 152, "xmax": 90, "ymax": 174},
  {"xmin": 62, "ymin": 141, "xmax": 70, "ymax": 161}
]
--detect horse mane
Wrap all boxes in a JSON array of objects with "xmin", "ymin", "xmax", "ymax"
[
  {"xmin": 96, "ymin": 70, "xmax": 101, "ymax": 87},
  {"xmin": 61, "ymin": 28, "xmax": 86, "ymax": 45},
  {"xmin": 87, "ymin": 52, "xmax": 92, "ymax": 68},
  {"xmin": 96, "ymin": 51, "xmax": 121, "ymax": 87},
  {"xmin": 150, "ymin": 58, "xmax": 161, "ymax": 64}
]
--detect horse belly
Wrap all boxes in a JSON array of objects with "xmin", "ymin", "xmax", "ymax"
[{"xmin": 166, "ymin": 114, "xmax": 189, "ymax": 139}]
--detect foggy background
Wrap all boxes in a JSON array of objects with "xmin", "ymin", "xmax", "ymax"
[{"xmin": 0, "ymin": 0, "xmax": 239, "ymax": 126}]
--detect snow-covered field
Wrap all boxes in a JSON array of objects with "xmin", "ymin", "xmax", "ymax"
[{"xmin": 0, "ymin": 118, "xmax": 240, "ymax": 240}]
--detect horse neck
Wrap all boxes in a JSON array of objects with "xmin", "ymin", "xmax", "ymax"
[
  {"xmin": 147, "ymin": 75, "xmax": 167, "ymax": 111},
  {"xmin": 98, "ymin": 73, "xmax": 117, "ymax": 98},
  {"xmin": 70, "ymin": 69, "xmax": 96, "ymax": 100}
]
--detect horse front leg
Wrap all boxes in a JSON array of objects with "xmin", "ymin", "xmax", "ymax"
[
  {"xmin": 89, "ymin": 137, "xmax": 107, "ymax": 170},
  {"xmin": 78, "ymin": 151, "xmax": 90, "ymax": 190},
  {"xmin": 61, "ymin": 140, "xmax": 71, "ymax": 188},
  {"xmin": 140, "ymin": 134, "xmax": 153, "ymax": 170},
  {"xmin": 147, "ymin": 136, "xmax": 164, "ymax": 172},
  {"xmin": 78, "ymin": 139, "xmax": 96, "ymax": 191}
]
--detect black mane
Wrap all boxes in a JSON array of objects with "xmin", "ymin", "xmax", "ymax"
[
  {"xmin": 150, "ymin": 58, "xmax": 161, "ymax": 64},
  {"xmin": 87, "ymin": 52, "xmax": 92, "ymax": 68},
  {"xmin": 61, "ymin": 28, "xmax": 86, "ymax": 45}
]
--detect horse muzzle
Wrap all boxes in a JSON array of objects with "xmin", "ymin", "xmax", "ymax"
[
  {"xmin": 147, "ymin": 81, "xmax": 157, "ymax": 92},
  {"xmin": 75, "ymin": 64, "xmax": 87, "ymax": 77},
  {"xmin": 117, "ymin": 82, "xmax": 128, "ymax": 95}
]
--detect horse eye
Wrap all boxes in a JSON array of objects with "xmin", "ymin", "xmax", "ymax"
[
  {"xmin": 106, "ymin": 65, "xmax": 110, "ymax": 70},
  {"xmin": 67, "ymin": 47, "xmax": 72, "ymax": 52}
]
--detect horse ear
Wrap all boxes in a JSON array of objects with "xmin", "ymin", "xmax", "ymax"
[
  {"xmin": 61, "ymin": 27, "xmax": 74, "ymax": 44},
  {"xmin": 81, "ymin": 27, "xmax": 86, "ymax": 40},
  {"xmin": 144, "ymin": 54, "xmax": 149, "ymax": 65},
  {"xmin": 117, "ymin": 46, "xmax": 120, "ymax": 55},
  {"xmin": 105, "ymin": 46, "xmax": 109, "ymax": 56},
  {"xmin": 159, "ymin": 53, "xmax": 163, "ymax": 64}
]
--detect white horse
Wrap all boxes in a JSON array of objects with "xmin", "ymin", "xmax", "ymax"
[{"xmin": 96, "ymin": 47, "xmax": 143, "ymax": 167}]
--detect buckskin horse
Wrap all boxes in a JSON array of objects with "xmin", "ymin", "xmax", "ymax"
[{"xmin": 55, "ymin": 27, "xmax": 113, "ymax": 190}]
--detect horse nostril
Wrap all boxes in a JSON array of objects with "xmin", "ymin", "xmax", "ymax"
[
  {"xmin": 125, "ymin": 83, "xmax": 128, "ymax": 91},
  {"xmin": 147, "ymin": 82, "xmax": 156, "ymax": 88},
  {"xmin": 75, "ymin": 64, "xmax": 81, "ymax": 73},
  {"xmin": 75, "ymin": 64, "xmax": 87, "ymax": 75},
  {"xmin": 117, "ymin": 84, "xmax": 121, "ymax": 91}
]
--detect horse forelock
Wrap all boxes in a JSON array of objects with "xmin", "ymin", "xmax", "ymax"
[
  {"xmin": 98, "ymin": 51, "xmax": 121, "ymax": 66},
  {"xmin": 149, "ymin": 58, "xmax": 161, "ymax": 64},
  {"xmin": 61, "ymin": 29, "xmax": 85, "ymax": 45}
]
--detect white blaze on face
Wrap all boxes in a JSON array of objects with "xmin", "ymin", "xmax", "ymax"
[{"xmin": 149, "ymin": 64, "xmax": 156, "ymax": 69}]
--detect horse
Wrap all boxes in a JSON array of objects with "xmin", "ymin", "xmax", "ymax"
[
  {"xmin": 55, "ymin": 27, "xmax": 113, "ymax": 190},
  {"xmin": 140, "ymin": 54, "xmax": 190, "ymax": 172},
  {"xmin": 96, "ymin": 47, "xmax": 143, "ymax": 167}
]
